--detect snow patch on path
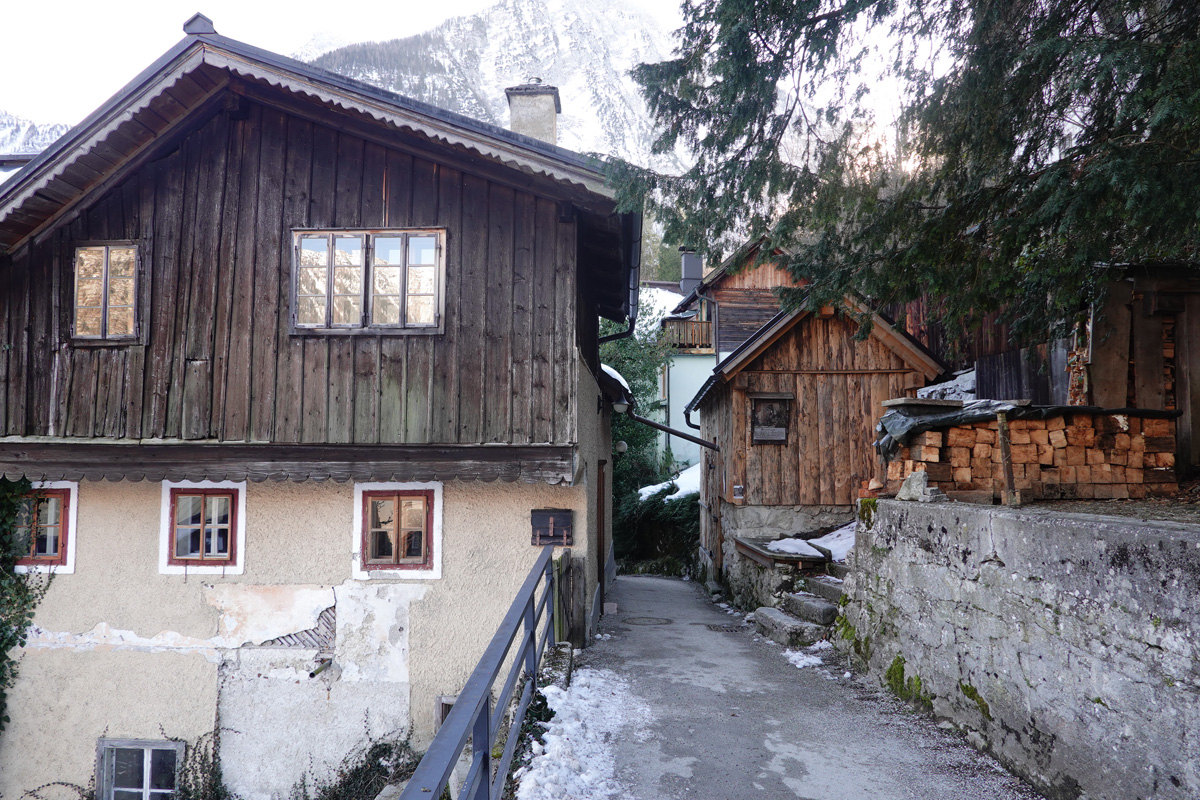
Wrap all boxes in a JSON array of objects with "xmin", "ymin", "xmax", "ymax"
[{"xmin": 515, "ymin": 668, "xmax": 650, "ymax": 799}]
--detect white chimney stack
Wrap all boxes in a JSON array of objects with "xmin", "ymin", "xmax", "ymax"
[{"xmin": 505, "ymin": 78, "xmax": 561, "ymax": 145}]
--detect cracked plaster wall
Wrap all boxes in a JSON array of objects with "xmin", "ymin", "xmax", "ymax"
[
  {"xmin": 841, "ymin": 500, "xmax": 1200, "ymax": 800},
  {"xmin": 1, "ymin": 474, "xmax": 593, "ymax": 800}
]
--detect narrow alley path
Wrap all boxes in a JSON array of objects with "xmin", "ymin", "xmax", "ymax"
[{"xmin": 551, "ymin": 575, "xmax": 1045, "ymax": 800}]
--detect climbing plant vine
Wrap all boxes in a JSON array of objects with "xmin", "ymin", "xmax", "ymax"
[{"xmin": 1, "ymin": 477, "xmax": 48, "ymax": 738}]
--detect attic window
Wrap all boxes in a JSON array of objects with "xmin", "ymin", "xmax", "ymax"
[
  {"xmin": 73, "ymin": 244, "xmax": 139, "ymax": 341},
  {"xmin": 750, "ymin": 393, "xmax": 793, "ymax": 444},
  {"xmin": 293, "ymin": 229, "xmax": 444, "ymax": 334}
]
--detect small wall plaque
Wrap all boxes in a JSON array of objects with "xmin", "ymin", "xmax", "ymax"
[
  {"xmin": 751, "ymin": 397, "xmax": 791, "ymax": 444},
  {"xmin": 531, "ymin": 509, "xmax": 573, "ymax": 546}
]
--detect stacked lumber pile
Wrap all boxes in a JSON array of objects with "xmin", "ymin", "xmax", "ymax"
[{"xmin": 886, "ymin": 413, "xmax": 1178, "ymax": 500}]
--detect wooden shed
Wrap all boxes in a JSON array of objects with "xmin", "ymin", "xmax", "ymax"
[{"xmin": 688, "ymin": 300, "xmax": 944, "ymax": 576}]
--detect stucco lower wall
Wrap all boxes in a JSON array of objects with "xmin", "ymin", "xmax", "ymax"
[
  {"xmin": 0, "ymin": 649, "xmax": 217, "ymax": 796},
  {"xmin": 841, "ymin": 500, "xmax": 1200, "ymax": 800},
  {"xmin": 0, "ymin": 477, "xmax": 591, "ymax": 800}
]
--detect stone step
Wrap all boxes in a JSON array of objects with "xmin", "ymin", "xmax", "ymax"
[
  {"xmin": 827, "ymin": 562, "xmax": 851, "ymax": 581},
  {"xmin": 783, "ymin": 593, "xmax": 838, "ymax": 626},
  {"xmin": 754, "ymin": 607, "xmax": 828, "ymax": 647},
  {"xmin": 803, "ymin": 575, "xmax": 845, "ymax": 604}
]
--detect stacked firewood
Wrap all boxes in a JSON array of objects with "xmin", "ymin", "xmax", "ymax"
[{"xmin": 886, "ymin": 413, "xmax": 1178, "ymax": 500}]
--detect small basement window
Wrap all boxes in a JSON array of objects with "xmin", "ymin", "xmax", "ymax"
[
  {"xmin": 73, "ymin": 244, "xmax": 139, "ymax": 341},
  {"xmin": 96, "ymin": 739, "xmax": 185, "ymax": 800},
  {"xmin": 750, "ymin": 393, "xmax": 793, "ymax": 444}
]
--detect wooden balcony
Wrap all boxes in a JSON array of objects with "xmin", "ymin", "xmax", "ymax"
[{"xmin": 661, "ymin": 318, "xmax": 713, "ymax": 351}]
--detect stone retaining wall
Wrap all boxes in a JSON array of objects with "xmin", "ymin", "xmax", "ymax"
[
  {"xmin": 885, "ymin": 412, "xmax": 1178, "ymax": 501},
  {"xmin": 840, "ymin": 499, "xmax": 1200, "ymax": 799}
]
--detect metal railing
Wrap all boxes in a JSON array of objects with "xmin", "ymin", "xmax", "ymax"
[
  {"xmin": 399, "ymin": 546, "xmax": 558, "ymax": 800},
  {"xmin": 661, "ymin": 318, "xmax": 713, "ymax": 349}
]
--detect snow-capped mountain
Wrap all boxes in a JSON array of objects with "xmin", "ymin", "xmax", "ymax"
[
  {"xmin": 310, "ymin": 0, "xmax": 683, "ymax": 170},
  {"xmin": 0, "ymin": 111, "xmax": 68, "ymax": 154},
  {"xmin": 1, "ymin": 0, "xmax": 681, "ymax": 175}
]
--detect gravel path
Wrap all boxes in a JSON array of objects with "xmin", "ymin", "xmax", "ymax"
[{"xmin": 577, "ymin": 575, "xmax": 1045, "ymax": 800}]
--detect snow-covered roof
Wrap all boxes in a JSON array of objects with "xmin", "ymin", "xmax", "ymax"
[{"xmin": 600, "ymin": 364, "xmax": 631, "ymax": 394}]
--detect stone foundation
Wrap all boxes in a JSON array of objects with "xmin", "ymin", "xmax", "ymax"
[
  {"xmin": 841, "ymin": 499, "xmax": 1200, "ymax": 800},
  {"xmin": 718, "ymin": 503, "xmax": 852, "ymax": 609}
]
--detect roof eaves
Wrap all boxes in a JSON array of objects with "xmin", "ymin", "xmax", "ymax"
[
  {"xmin": 1, "ymin": 30, "xmax": 621, "ymax": 250},
  {"xmin": 0, "ymin": 35, "xmax": 204, "ymax": 215}
]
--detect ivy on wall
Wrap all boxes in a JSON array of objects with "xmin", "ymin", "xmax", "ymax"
[{"xmin": 1, "ymin": 477, "xmax": 48, "ymax": 736}]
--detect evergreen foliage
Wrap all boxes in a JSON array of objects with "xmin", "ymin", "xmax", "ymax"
[
  {"xmin": 598, "ymin": 319, "xmax": 674, "ymax": 559},
  {"xmin": 0, "ymin": 477, "xmax": 45, "ymax": 738},
  {"xmin": 611, "ymin": 0, "xmax": 1200, "ymax": 343}
]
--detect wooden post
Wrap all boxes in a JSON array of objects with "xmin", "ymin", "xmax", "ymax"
[{"xmin": 997, "ymin": 412, "xmax": 1020, "ymax": 506}]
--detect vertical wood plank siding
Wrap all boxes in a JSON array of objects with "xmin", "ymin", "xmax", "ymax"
[
  {"xmin": 719, "ymin": 314, "xmax": 911, "ymax": 507},
  {"xmin": 2, "ymin": 101, "xmax": 580, "ymax": 446}
]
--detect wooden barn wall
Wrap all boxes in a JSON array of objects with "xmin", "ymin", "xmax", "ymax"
[
  {"xmin": 713, "ymin": 288, "xmax": 782, "ymax": 354},
  {"xmin": 0, "ymin": 100, "xmax": 580, "ymax": 446},
  {"xmin": 711, "ymin": 258, "xmax": 797, "ymax": 354},
  {"xmin": 891, "ymin": 296, "xmax": 1013, "ymax": 370},
  {"xmin": 699, "ymin": 382, "xmax": 729, "ymax": 570},
  {"xmin": 722, "ymin": 314, "xmax": 916, "ymax": 507}
]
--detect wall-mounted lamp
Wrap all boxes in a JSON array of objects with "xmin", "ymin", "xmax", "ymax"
[
  {"xmin": 612, "ymin": 401, "xmax": 629, "ymax": 414},
  {"xmin": 614, "ymin": 441, "xmax": 628, "ymax": 454}
]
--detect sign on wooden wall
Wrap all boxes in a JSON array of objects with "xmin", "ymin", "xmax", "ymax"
[{"xmin": 750, "ymin": 394, "xmax": 792, "ymax": 444}]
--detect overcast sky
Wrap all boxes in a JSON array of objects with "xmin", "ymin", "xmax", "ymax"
[{"xmin": 2, "ymin": 0, "xmax": 684, "ymax": 125}]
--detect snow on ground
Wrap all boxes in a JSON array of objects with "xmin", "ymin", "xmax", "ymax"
[
  {"xmin": 515, "ymin": 668, "xmax": 650, "ymax": 800},
  {"xmin": 600, "ymin": 363, "xmax": 630, "ymax": 394},
  {"xmin": 637, "ymin": 462, "xmax": 701, "ymax": 500},
  {"xmin": 784, "ymin": 650, "xmax": 824, "ymax": 669},
  {"xmin": 784, "ymin": 641, "xmax": 834, "ymax": 671},
  {"xmin": 765, "ymin": 537, "xmax": 825, "ymax": 558},
  {"xmin": 807, "ymin": 521, "xmax": 857, "ymax": 562}
]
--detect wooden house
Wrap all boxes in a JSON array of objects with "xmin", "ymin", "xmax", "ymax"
[
  {"xmin": 0, "ymin": 16, "xmax": 638, "ymax": 799},
  {"xmin": 687, "ymin": 301, "xmax": 943, "ymax": 582},
  {"xmin": 658, "ymin": 239, "xmax": 799, "ymax": 466}
]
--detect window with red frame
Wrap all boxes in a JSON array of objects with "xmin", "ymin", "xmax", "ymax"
[
  {"xmin": 168, "ymin": 489, "xmax": 237, "ymax": 566},
  {"xmin": 15, "ymin": 488, "xmax": 70, "ymax": 567},
  {"xmin": 362, "ymin": 490, "xmax": 432, "ymax": 569}
]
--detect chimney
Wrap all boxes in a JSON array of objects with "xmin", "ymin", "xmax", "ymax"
[
  {"xmin": 679, "ymin": 249, "xmax": 703, "ymax": 295},
  {"xmin": 505, "ymin": 78, "xmax": 561, "ymax": 145}
]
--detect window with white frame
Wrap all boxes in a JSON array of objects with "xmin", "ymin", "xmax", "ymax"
[
  {"xmin": 96, "ymin": 739, "xmax": 184, "ymax": 800},
  {"xmin": 159, "ymin": 480, "xmax": 247, "ymax": 575},
  {"xmin": 293, "ymin": 230, "xmax": 443, "ymax": 332},
  {"xmin": 14, "ymin": 481, "xmax": 78, "ymax": 574},
  {"xmin": 352, "ymin": 481, "xmax": 443, "ymax": 580},
  {"xmin": 73, "ymin": 244, "xmax": 139, "ymax": 341}
]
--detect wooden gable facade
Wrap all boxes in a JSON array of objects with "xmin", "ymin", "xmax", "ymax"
[
  {"xmin": 692, "ymin": 303, "xmax": 943, "ymax": 569},
  {"xmin": 0, "ymin": 29, "xmax": 639, "ymax": 483},
  {"xmin": 667, "ymin": 240, "xmax": 799, "ymax": 356}
]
